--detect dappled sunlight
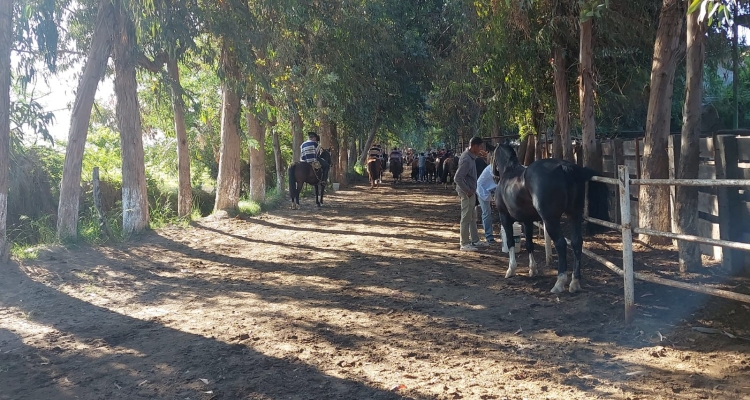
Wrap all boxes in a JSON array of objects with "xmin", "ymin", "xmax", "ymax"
[{"xmin": 3, "ymin": 182, "xmax": 749, "ymax": 399}]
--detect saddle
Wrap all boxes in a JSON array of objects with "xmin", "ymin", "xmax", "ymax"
[{"xmin": 311, "ymin": 159, "xmax": 322, "ymax": 171}]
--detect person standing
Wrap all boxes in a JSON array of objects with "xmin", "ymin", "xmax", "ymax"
[
  {"xmin": 454, "ymin": 137, "xmax": 485, "ymax": 251},
  {"xmin": 476, "ymin": 160, "xmax": 497, "ymax": 243}
]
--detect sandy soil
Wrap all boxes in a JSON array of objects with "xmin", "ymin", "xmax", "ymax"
[{"xmin": 2, "ymin": 178, "xmax": 750, "ymax": 400}]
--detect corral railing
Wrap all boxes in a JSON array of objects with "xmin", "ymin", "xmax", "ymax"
[
  {"xmin": 580, "ymin": 166, "xmax": 750, "ymax": 324},
  {"xmin": 597, "ymin": 132, "xmax": 750, "ymax": 270}
]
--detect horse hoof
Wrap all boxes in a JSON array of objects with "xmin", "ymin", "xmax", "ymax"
[
  {"xmin": 569, "ymin": 278, "xmax": 582, "ymax": 293},
  {"xmin": 528, "ymin": 268, "xmax": 538, "ymax": 278},
  {"xmin": 504, "ymin": 268, "xmax": 516, "ymax": 279},
  {"xmin": 551, "ymin": 273, "xmax": 568, "ymax": 293}
]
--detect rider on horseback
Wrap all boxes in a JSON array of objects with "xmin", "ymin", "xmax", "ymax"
[
  {"xmin": 300, "ymin": 132, "xmax": 330, "ymax": 181},
  {"xmin": 389, "ymin": 148, "xmax": 403, "ymax": 164}
]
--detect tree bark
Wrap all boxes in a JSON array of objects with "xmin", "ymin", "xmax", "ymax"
[
  {"xmin": 0, "ymin": 0, "xmax": 12, "ymax": 259},
  {"xmin": 167, "ymin": 55, "xmax": 192, "ymax": 218},
  {"xmin": 524, "ymin": 134, "xmax": 536, "ymax": 166},
  {"xmin": 271, "ymin": 126, "xmax": 284, "ymax": 197},
  {"xmin": 579, "ymin": 18, "xmax": 597, "ymax": 169},
  {"xmin": 358, "ymin": 112, "xmax": 383, "ymax": 165},
  {"xmin": 317, "ymin": 97, "xmax": 335, "ymax": 180},
  {"xmin": 331, "ymin": 121, "xmax": 344, "ymax": 184},
  {"xmin": 517, "ymin": 135, "xmax": 528, "ymax": 164},
  {"xmin": 676, "ymin": 10, "xmax": 705, "ymax": 272},
  {"xmin": 553, "ymin": 46, "xmax": 571, "ymax": 161},
  {"xmin": 214, "ymin": 39, "xmax": 242, "ymax": 212},
  {"xmin": 348, "ymin": 135, "xmax": 357, "ymax": 170},
  {"xmin": 639, "ymin": 0, "xmax": 685, "ymax": 244},
  {"xmin": 289, "ymin": 99, "xmax": 303, "ymax": 163},
  {"xmin": 113, "ymin": 1, "xmax": 148, "ymax": 235},
  {"xmin": 56, "ymin": 0, "xmax": 114, "ymax": 240},
  {"xmin": 247, "ymin": 108, "xmax": 266, "ymax": 202},
  {"xmin": 338, "ymin": 127, "xmax": 349, "ymax": 186}
]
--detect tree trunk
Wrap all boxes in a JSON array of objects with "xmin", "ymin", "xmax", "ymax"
[
  {"xmin": 517, "ymin": 135, "xmax": 529, "ymax": 164},
  {"xmin": 331, "ymin": 121, "xmax": 343, "ymax": 184},
  {"xmin": 214, "ymin": 40, "xmax": 242, "ymax": 212},
  {"xmin": 247, "ymin": 108, "xmax": 266, "ymax": 202},
  {"xmin": 553, "ymin": 46, "xmax": 571, "ymax": 161},
  {"xmin": 358, "ymin": 112, "xmax": 383, "ymax": 165},
  {"xmin": 0, "ymin": 0, "xmax": 12, "ymax": 259},
  {"xmin": 348, "ymin": 136, "xmax": 357, "ymax": 170},
  {"xmin": 113, "ymin": 2, "xmax": 148, "ymax": 235},
  {"xmin": 338, "ymin": 128, "xmax": 349, "ymax": 186},
  {"xmin": 167, "ymin": 55, "xmax": 192, "ymax": 218},
  {"xmin": 317, "ymin": 98, "xmax": 335, "ymax": 180},
  {"xmin": 579, "ymin": 18, "xmax": 597, "ymax": 169},
  {"xmin": 524, "ymin": 134, "xmax": 536, "ymax": 166},
  {"xmin": 271, "ymin": 127, "xmax": 284, "ymax": 197},
  {"xmin": 639, "ymin": 0, "xmax": 685, "ymax": 244},
  {"xmin": 56, "ymin": 0, "xmax": 114, "ymax": 240},
  {"xmin": 676, "ymin": 10, "xmax": 705, "ymax": 272},
  {"xmin": 290, "ymin": 99, "xmax": 303, "ymax": 163}
]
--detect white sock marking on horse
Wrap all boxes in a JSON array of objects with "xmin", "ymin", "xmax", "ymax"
[
  {"xmin": 528, "ymin": 253, "xmax": 538, "ymax": 277},
  {"xmin": 505, "ymin": 247, "xmax": 517, "ymax": 278},
  {"xmin": 551, "ymin": 273, "xmax": 568, "ymax": 293},
  {"xmin": 569, "ymin": 276, "xmax": 582, "ymax": 293}
]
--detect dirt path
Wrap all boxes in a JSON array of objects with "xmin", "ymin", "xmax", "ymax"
[{"xmin": 2, "ymin": 181, "xmax": 750, "ymax": 400}]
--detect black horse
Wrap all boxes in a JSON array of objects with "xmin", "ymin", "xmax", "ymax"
[
  {"xmin": 389, "ymin": 158, "xmax": 404, "ymax": 182},
  {"xmin": 492, "ymin": 142, "xmax": 609, "ymax": 293},
  {"xmin": 288, "ymin": 149, "xmax": 331, "ymax": 209}
]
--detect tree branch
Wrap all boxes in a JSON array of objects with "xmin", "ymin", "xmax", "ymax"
[{"xmin": 137, "ymin": 51, "xmax": 168, "ymax": 73}]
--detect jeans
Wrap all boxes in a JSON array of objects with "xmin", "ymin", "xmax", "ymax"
[
  {"xmin": 478, "ymin": 197, "xmax": 494, "ymax": 241},
  {"xmin": 419, "ymin": 166, "xmax": 425, "ymax": 181},
  {"xmin": 458, "ymin": 190, "xmax": 480, "ymax": 246}
]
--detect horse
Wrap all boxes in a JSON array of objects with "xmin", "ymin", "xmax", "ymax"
[
  {"xmin": 367, "ymin": 157, "xmax": 383, "ymax": 188},
  {"xmin": 425, "ymin": 156, "xmax": 437, "ymax": 183},
  {"xmin": 288, "ymin": 148, "xmax": 331, "ymax": 209},
  {"xmin": 492, "ymin": 142, "xmax": 609, "ymax": 294},
  {"xmin": 441, "ymin": 153, "xmax": 459, "ymax": 186},
  {"xmin": 389, "ymin": 158, "xmax": 404, "ymax": 182}
]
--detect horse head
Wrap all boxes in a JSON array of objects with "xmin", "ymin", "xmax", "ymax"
[{"xmin": 493, "ymin": 143, "xmax": 520, "ymax": 178}]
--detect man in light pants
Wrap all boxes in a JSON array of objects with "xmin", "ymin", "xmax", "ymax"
[{"xmin": 454, "ymin": 136, "xmax": 486, "ymax": 251}]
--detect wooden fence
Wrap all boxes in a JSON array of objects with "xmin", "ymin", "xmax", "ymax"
[{"xmin": 594, "ymin": 131, "xmax": 750, "ymax": 273}]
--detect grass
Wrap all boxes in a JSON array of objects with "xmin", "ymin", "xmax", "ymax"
[
  {"xmin": 238, "ymin": 186, "xmax": 284, "ymax": 216},
  {"xmin": 9, "ymin": 184, "xmax": 287, "ymax": 260}
]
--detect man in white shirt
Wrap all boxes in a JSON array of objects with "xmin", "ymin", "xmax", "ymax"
[{"xmin": 476, "ymin": 162, "xmax": 498, "ymax": 243}]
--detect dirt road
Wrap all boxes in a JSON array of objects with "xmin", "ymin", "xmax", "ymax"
[{"xmin": 1, "ymin": 181, "xmax": 749, "ymax": 399}]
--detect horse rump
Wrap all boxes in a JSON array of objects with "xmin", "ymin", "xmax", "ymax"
[{"xmin": 563, "ymin": 164, "xmax": 610, "ymax": 234}]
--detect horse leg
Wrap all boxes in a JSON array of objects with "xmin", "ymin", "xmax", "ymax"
[
  {"xmin": 314, "ymin": 183, "xmax": 320, "ymax": 207},
  {"xmin": 320, "ymin": 183, "xmax": 325, "ymax": 206},
  {"xmin": 523, "ymin": 221, "xmax": 538, "ymax": 277},
  {"xmin": 569, "ymin": 215, "xmax": 584, "ymax": 293},
  {"xmin": 544, "ymin": 219, "xmax": 569, "ymax": 293},
  {"xmin": 501, "ymin": 214, "xmax": 518, "ymax": 278}
]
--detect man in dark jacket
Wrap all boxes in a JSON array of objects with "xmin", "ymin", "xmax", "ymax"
[{"xmin": 454, "ymin": 136, "xmax": 486, "ymax": 251}]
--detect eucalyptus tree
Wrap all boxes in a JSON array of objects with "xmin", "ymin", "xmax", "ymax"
[
  {"xmin": 638, "ymin": 0, "xmax": 687, "ymax": 244},
  {"xmin": 0, "ymin": 0, "xmax": 12, "ymax": 259},
  {"xmin": 56, "ymin": 0, "xmax": 114, "ymax": 240}
]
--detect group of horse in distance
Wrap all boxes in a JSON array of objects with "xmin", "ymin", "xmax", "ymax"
[
  {"xmin": 290, "ymin": 141, "xmax": 611, "ymax": 295},
  {"xmin": 366, "ymin": 150, "xmax": 461, "ymax": 188}
]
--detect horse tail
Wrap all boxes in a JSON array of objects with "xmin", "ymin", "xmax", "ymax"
[{"xmin": 288, "ymin": 163, "xmax": 296, "ymax": 201}]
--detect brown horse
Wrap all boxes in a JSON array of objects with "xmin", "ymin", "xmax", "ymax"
[
  {"xmin": 288, "ymin": 149, "xmax": 331, "ymax": 209},
  {"xmin": 389, "ymin": 158, "xmax": 404, "ymax": 182},
  {"xmin": 441, "ymin": 154, "xmax": 459, "ymax": 187},
  {"xmin": 367, "ymin": 157, "xmax": 383, "ymax": 188}
]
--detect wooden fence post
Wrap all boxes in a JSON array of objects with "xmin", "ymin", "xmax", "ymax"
[
  {"xmin": 634, "ymin": 137, "xmax": 642, "ymax": 179},
  {"xmin": 715, "ymin": 134, "xmax": 743, "ymax": 273},
  {"xmin": 668, "ymin": 134, "xmax": 681, "ymax": 247},
  {"xmin": 619, "ymin": 165, "xmax": 635, "ymax": 324}
]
